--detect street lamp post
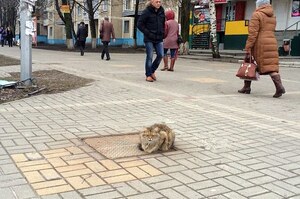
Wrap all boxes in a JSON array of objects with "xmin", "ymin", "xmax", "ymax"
[{"xmin": 20, "ymin": 0, "xmax": 36, "ymax": 85}]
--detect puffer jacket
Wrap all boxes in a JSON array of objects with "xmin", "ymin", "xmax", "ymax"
[
  {"xmin": 137, "ymin": 5, "xmax": 165, "ymax": 43},
  {"xmin": 245, "ymin": 5, "xmax": 279, "ymax": 74}
]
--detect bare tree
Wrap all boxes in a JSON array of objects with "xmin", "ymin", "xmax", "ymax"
[
  {"xmin": 75, "ymin": 0, "xmax": 103, "ymax": 49},
  {"xmin": 0, "ymin": 0, "xmax": 19, "ymax": 32},
  {"xmin": 54, "ymin": 0, "xmax": 76, "ymax": 49}
]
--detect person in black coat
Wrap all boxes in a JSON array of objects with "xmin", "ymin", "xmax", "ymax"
[
  {"xmin": 137, "ymin": 0, "xmax": 165, "ymax": 82},
  {"xmin": 76, "ymin": 22, "xmax": 88, "ymax": 56},
  {"xmin": 6, "ymin": 27, "xmax": 14, "ymax": 47}
]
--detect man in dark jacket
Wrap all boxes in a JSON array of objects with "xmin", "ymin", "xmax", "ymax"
[
  {"xmin": 137, "ymin": 0, "xmax": 165, "ymax": 82},
  {"xmin": 76, "ymin": 22, "xmax": 88, "ymax": 56}
]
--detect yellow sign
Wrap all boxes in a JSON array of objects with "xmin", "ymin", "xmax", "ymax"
[
  {"xmin": 225, "ymin": 20, "xmax": 249, "ymax": 35},
  {"xmin": 60, "ymin": 5, "xmax": 70, "ymax": 13}
]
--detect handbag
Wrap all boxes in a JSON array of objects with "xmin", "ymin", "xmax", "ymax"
[
  {"xmin": 236, "ymin": 54, "xmax": 259, "ymax": 80},
  {"xmin": 177, "ymin": 35, "xmax": 183, "ymax": 45}
]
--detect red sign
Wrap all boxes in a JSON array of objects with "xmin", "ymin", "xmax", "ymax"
[{"xmin": 215, "ymin": 0, "xmax": 227, "ymax": 4}]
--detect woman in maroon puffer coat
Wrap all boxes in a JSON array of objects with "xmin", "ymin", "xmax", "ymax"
[{"xmin": 239, "ymin": 0, "xmax": 285, "ymax": 98}]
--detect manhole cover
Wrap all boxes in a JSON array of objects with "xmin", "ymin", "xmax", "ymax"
[{"xmin": 83, "ymin": 133, "xmax": 147, "ymax": 159}]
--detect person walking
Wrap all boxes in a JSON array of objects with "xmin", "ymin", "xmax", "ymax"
[
  {"xmin": 6, "ymin": 27, "xmax": 13, "ymax": 47},
  {"xmin": 0, "ymin": 26, "xmax": 6, "ymax": 47},
  {"xmin": 239, "ymin": 0, "xmax": 285, "ymax": 98},
  {"xmin": 161, "ymin": 9, "xmax": 179, "ymax": 72},
  {"xmin": 137, "ymin": 0, "xmax": 165, "ymax": 82},
  {"xmin": 99, "ymin": 17, "xmax": 115, "ymax": 61},
  {"xmin": 76, "ymin": 22, "xmax": 88, "ymax": 56}
]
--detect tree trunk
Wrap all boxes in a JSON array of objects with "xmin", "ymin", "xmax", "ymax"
[
  {"xmin": 133, "ymin": 0, "xmax": 140, "ymax": 48},
  {"xmin": 55, "ymin": 0, "xmax": 74, "ymax": 49},
  {"xmin": 208, "ymin": 0, "xmax": 220, "ymax": 58},
  {"xmin": 87, "ymin": 0, "xmax": 97, "ymax": 49},
  {"xmin": 180, "ymin": 0, "xmax": 191, "ymax": 43}
]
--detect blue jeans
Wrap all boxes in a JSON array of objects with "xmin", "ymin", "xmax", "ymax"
[{"xmin": 145, "ymin": 42, "xmax": 163, "ymax": 77}]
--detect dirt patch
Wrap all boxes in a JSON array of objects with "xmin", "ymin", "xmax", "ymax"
[
  {"xmin": 0, "ymin": 70, "xmax": 94, "ymax": 104},
  {"xmin": 0, "ymin": 55, "xmax": 20, "ymax": 66}
]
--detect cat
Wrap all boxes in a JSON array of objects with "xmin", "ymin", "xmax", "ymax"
[{"xmin": 138, "ymin": 123, "xmax": 175, "ymax": 153}]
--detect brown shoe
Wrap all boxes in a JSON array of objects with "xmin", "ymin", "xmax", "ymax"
[
  {"xmin": 146, "ymin": 76, "xmax": 154, "ymax": 82},
  {"xmin": 161, "ymin": 67, "xmax": 168, "ymax": 71},
  {"xmin": 151, "ymin": 73, "xmax": 157, "ymax": 81}
]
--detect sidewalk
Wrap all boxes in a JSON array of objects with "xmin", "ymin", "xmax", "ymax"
[
  {"xmin": 0, "ymin": 47, "xmax": 300, "ymax": 199},
  {"xmin": 187, "ymin": 49, "xmax": 300, "ymax": 68}
]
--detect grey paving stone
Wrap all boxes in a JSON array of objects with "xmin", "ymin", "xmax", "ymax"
[
  {"xmin": 78, "ymin": 185, "xmax": 114, "ymax": 196},
  {"xmin": 127, "ymin": 180, "xmax": 153, "ymax": 193},
  {"xmin": 198, "ymin": 185, "xmax": 230, "ymax": 198},
  {"xmin": 214, "ymin": 178, "xmax": 243, "ymax": 190},
  {"xmin": 224, "ymin": 191, "xmax": 248, "ymax": 199},
  {"xmin": 181, "ymin": 170, "xmax": 207, "ymax": 181},
  {"xmin": 262, "ymin": 183, "xmax": 295, "ymax": 198},
  {"xmin": 188, "ymin": 180, "xmax": 218, "ymax": 190},
  {"xmin": 160, "ymin": 188, "xmax": 187, "ymax": 199},
  {"xmin": 0, "ymin": 164, "xmax": 21, "ymax": 174},
  {"xmin": 225, "ymin": 176, "xmax": 254, "ymax": 188},
  {"xmin": 238, "ymin": 186, "xmax": 269, "ymax": 198},
  {"xmin": 85, "ymin": 191, "xmax": 122, "ymax": 199},
  {"xmin": 169, "ymin": 172, "xmax": 196, "ymax": 184},
  {"xmin": 150, "ymin": 179, "xmax": 182, "ymax": 190},
  {"xmin": 127, "ymin": 191, "xmax": 163, "ymax": 199},
  {"xmin": 0, "ymin": 187, "xmax": 17, "ymax": 199},
  {"xmin": 42, "ymin": 194, "xmax": 62, "ymax": 199},
  {"xmin": 112, "ymin": 182, "xmax": 138, "ymax": 196},
  {"xmin": 173, "ymin": 185, "xmax": 203, "ymax": 199},
  {"xmin": 249, "ymin": 192, "xmax": 282, "ymax": 199},
  {"xmin": 248, "ymin": 175, "xmax": 276, "ymax": 185},
  {"xmin": 12, "ymin": 184, "xmax": 37, "ymax": 199},
  {"xmin": 60, "ymin": 191, "xmax": 82, "ymax": 199}
]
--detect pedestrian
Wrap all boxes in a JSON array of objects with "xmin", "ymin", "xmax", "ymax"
[
  {"xmin": 76, "ymin": 22, "xmax": 88, "ymax": 56},
  {"xmin": 239, "ymin": 0, "xmax": 285, "ymax": 98},
  {"xmin": 6, "ymin": 27, "xmax": 13, "ymax": 47},
  {"xmin": 161, "ymin": 9, "xmax": 179, "ymax": 72},
  {"xmin": 137, "ymin": 0, "xmax": 165, "ymax": 82},
  {"xmin": 0, "ymin": 26, "xmax": 6, "ymax": 47},
  {"xmin": 99, "ymin": 17, "xmax": 115, "ymax": 61}
]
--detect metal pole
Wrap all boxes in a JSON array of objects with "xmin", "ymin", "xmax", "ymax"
[{"xmin": 20, "ymin": 0, "xmax": 32, "ymax": 85}]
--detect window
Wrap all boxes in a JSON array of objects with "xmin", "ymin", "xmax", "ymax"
[
  {"xmin": 49, "ymin": 27, "xmax": 53, "ymax": 37},
  {"xmin": 124, "ymin": 20, "xmax": 129, "ymax": 33},
  {"xmin": 102, "ymin": 0, "xmax": 108, "ymax": 11},
  {"xmin": 125, "ymin": 0, "xmax": 131, "ymax": 10}
]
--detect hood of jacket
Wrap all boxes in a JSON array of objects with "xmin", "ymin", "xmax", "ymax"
[{"xmin": 256, "ymin": 5, "xmax": 274, "ymax": 17}]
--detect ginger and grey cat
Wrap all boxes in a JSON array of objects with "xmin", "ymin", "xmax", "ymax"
[{"xmin": 139, "ymin": 123, "xmax": 175, "ymax": 153}]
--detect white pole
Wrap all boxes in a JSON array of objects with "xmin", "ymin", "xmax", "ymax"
[{"xmin": 20, "ymin": 0, "xmax": 32, "ymax": 85}]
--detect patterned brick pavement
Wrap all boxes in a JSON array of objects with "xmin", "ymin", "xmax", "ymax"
[{"xmin": 1, "ymin": 48, "xmax": 300, "ymax": 198}]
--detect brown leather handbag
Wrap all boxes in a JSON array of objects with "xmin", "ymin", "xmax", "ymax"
[{"xmin": 236, "ymin": 54, "xmax": 259, "ymax": 80}]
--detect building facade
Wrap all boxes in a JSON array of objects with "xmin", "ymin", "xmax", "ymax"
[{"xmin": 32, "ymin": 0, "xmax": 299, "ymax": 55}]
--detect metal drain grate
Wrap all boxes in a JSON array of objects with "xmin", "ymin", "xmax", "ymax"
[{"xmin": 83, "ymin": 133, "xmax": 147, "ymax": 159}]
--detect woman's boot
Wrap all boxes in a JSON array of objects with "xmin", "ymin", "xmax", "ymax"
[
  {"xmin": 271, "ymin": 74, "xmax": 286, "ymax": 98},
  {"xmin": 238, "ymin": 80, "xmax": 251, "ymax": 94}
]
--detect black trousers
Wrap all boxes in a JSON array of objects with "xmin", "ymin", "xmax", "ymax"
[
  {"xmin": 101, "ymin": 41, "xmax": 110, "ymax": 59},
  {"xmin": 78, "ymin": 40, "xmax": 86, "ymax": 54}
]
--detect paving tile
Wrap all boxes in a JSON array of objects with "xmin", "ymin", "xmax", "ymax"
[
  {"xmin": 127, "ymin": 191, "xmax": 163, "ymax": 199},
  {"xmin": 104, "ymin": 174, "xmax": 136, "ymax": 184},
  {"xmin": 66, "ymin": 176, "xmax": 90, "ymax": 189},
  {"xmin": 82, "ymin": 173, "xmax": 106, "ymax": 186},
  {"xmin": 173, "ymin": 185, "xmax": 204, "ymax": 199},
  {"xmin": 112, "ymin": 182, "xmax": 139, "ymax": 196},
  {"xmin": 12, "ymin": 184, "xmax": 37, "ymax": 199}
]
